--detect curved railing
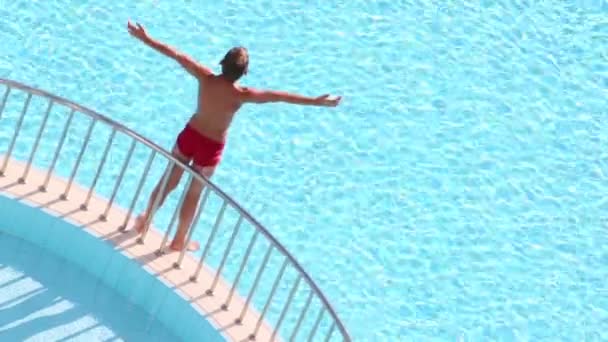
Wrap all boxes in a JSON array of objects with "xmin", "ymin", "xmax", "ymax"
[{"xmin": 0, "ymin": 78, "xmax": 350, "ymax": 342}]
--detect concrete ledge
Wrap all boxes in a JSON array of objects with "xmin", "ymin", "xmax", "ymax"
[{"xmin": 0, "ymin": 156, "xmax": 277, "ymax": 342}]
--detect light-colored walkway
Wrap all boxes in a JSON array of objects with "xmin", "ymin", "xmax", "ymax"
[{"xmin": 0, "ymin": 156, "xmax": 276, "ymax": 342}]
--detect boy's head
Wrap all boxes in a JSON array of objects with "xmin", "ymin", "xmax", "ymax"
[{"xmin": 220, "ymin": 47, "xmax": 249, "ymax": 82}]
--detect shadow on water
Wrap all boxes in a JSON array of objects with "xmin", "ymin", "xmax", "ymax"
[{"xmin": 0, "ymin": 232, "xmax": 178, "ymax": 341}]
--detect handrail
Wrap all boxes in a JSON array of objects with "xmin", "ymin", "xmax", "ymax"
[{"xmin": 0, "ymin": 78, "xmax": 350, "ymax": 341}]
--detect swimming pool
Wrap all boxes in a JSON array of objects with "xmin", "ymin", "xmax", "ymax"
[
  {"xmin": 0, "ymin": 230, "xmax": 178, "ymax": 341},
  {"xmin": 0, "ymin": 187, "xmax": 226, "ymax": 341},
  {"xmin": 2, "ymin": 0, "xmax": 608, "ymax": 340}
]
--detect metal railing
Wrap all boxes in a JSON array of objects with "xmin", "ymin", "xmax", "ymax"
[{"xmin": 0, "ymin": 78, "xmax": 350, "ymax": 342}]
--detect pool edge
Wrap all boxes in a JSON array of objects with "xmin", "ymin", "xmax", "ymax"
[{"xmin": 0, "ymin": 155, "xmax": 277, "ymax": 342}]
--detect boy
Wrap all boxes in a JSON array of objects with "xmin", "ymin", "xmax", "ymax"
[{"xmin": 127, "ymin": 21, "xmax": 341, "ymax": 251}]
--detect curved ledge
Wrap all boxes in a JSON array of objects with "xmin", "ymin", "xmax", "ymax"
[{"xmin": 0, "ymin": 157, "xmax": 273, "ymax": 341}]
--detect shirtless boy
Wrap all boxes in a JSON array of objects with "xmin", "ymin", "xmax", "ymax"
[{"xmin": 127, "ymin": 21, "xmax": 341, "ymax": 251}]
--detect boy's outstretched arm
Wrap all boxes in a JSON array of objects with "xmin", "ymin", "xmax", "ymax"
[
  {"xmin": 240, "ymin": 88, "xmax": 342, "ymax": 107},
  {"xmin": 127, "ymin": 21, "xmax": 212, "ymax": 78}
]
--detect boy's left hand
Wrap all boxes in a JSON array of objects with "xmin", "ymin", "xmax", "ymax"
[{"xmin": 128, "ymin": 20, "xmax": 149, "ymax": 42}]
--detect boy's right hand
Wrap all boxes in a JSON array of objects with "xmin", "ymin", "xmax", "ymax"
[{"xmin": 316, "ymin": 94, "xmax": 342, "ymax": 107}]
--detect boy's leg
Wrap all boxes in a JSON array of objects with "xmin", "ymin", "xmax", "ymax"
[
  {"xmin": 169, "ymin": 165, "xmax": 215, "ymax": 251},
  {"xmin": 134, "ymin": 147, "xmax": 190, "ymax": 234}
]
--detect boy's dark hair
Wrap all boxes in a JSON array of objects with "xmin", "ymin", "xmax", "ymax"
[{"xmin": 220, "ymin": 47, "xmax": 249, "ymax": 81}]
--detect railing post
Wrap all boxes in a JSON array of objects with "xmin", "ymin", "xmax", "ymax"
[
  {"xmin": 61, "ymin": 117, "xmax": 96, "ymax": 200},
  {"xmin": 237, "ymin": 245, "xmax": 274, "ymax": 323},
  {"xmin": 209, "ymin": 215, "xmax": 243, "ymax": 293},
  {"xmin": 324, "ymin": 322, "xmax": 336, "ymax": 342},
  {"xmin": 100, "ymin": 139, "xmax": 136, "ymax": 221},
  {"xmin": 139, "ymin": 159, "xmax": 174, "ymax": 243},
  {"xmin": 158, "ymin": 174, "xmax": 193, "ymax": 255},
  {"xmin": 120, "ymin": 149, "xmax": 156, "ymax": 231},
  {"xmin": 252, "ymin": 258, "xmax": 289, "ymax": 339},
  {"xmin": 41, "ymin": 109, "xmax": 75, "ymax": 191},
  {"xmin": 20, "ymin": 100, "xmax": 53, "ymax": 183},
  {"xmin": 0, "ymin": 86, "xmax": 10, "ymax": 120},
  {"xmin": 191, "ymin": 201, "xmax": 228, "ymax": 282},
  {"xmin": 1, "ymin": 93, "xmax": 31, "ymax": 176},
  {"xmin": 308, "ymin": 307, "xmax": 326, "ymax": 342},
  {"xmin": 83, "ymin": 129, "xmax": 116, "ymax": 209},
  {"xmin": 224, "ymin": 230, "xmax": 259, "ymax": 309},
  {"xmin": 174, "ymin": 186, "xmax": 211, "ymax": 268},
  {"xmin": 290, "ymin": 291, "xmax": 314, "ymax": 341},
  {"xmin": 271, "ymin": 275, "xmax": 301, "ymax": 341}
]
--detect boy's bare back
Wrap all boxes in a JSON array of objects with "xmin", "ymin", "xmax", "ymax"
[{"xmin": 188, "ymin": 75, "xmax": 246, "ymax": 143}]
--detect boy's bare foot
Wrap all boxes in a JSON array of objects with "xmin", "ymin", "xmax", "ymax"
[
  {"xmin": 169, "ymin": 240, "xmax": 200, "ymax": 252},
  {"xmin": 133, "ymin": 214, "xmax": 148, "ymax": 234}
]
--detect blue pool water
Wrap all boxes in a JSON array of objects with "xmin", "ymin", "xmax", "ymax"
[
  {"xmin": 0, "ymin": 194, "xmax": 223, "ymax": 342},
  {"xmin": 1, "ymin": 0, "xmax": 608, "ymax": 340},
  {"xmin": 0, "ymin": 231, "xmax": 177, "ymax": 341}
]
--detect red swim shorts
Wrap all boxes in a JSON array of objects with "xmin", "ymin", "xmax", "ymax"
[{"xmin": 175, "ymin": 123, "xmax": 225, "ymax": 167}]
